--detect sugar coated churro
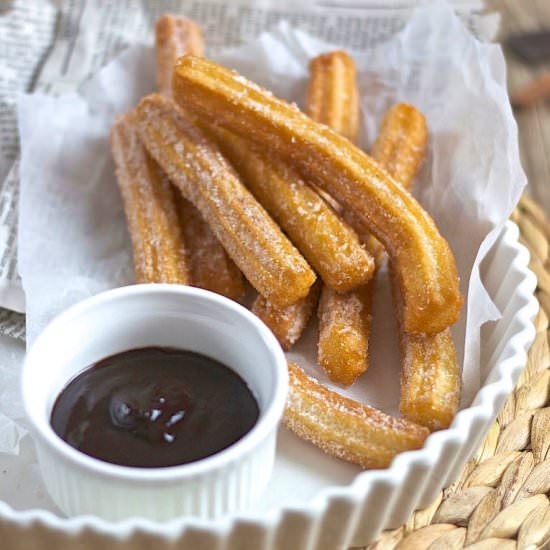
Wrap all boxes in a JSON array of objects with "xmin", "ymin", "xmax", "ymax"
[
  {"xmin": 400, "ymin": 328, "xmax": 461, "ymax": 431},
  {"xmin": 285, "ymin": 362, "xmax": 430, "ymax": 469},
  {"xmin": 391, "ymin": 266, "xmax": 460, "ymax": 432},
  {"xmin": 371, "ymin": 103, "xmax": 429, "ymax": 190},
  {"xmin": 155, "ymin": 15, "xmax": 203, "ymax": 97},
  {"xmin": 134, "ymin": 94, "xmax": 316, "ymax": 307},
  {"xmin": 110, "ymin": 114, "xmax": 189, "ymax": 285},
  {"xmin": 307, "ymin": 50, "xmax": 359, "ymax": 142},
  {"xmin": 173, "ymin": 55, "xmax": 462, "ymax": 334},
  {"xmin": 370, "ymin": 104, "xmax": 461, "ymax": 431},
  {"xmin": 177, "ymin": 195, "xmax": 245, "ymax": 300},
  {"xmin": 155, "ymin": 14, "xmax": 244, "ymax": 300},
  {"xmin": 317, "ymin": 283, "xmax": 374, "ymax": 386},
  {"xmin": 252, "ymin": 282, "xmax": 321, "ymax": 351},
  {"xmin": 308, "ymin": 50, "xmax": 372, "ymax": 385}
]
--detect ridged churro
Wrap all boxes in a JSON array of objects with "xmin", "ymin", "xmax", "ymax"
[
  {"xmin": 371, "ymin": 103, "xmax": 429, "ymax": 191},
  {"xmin": 391, "ymin": 262, "xmax": 460, "ymax": 431},
  {"xmin": 155, "ymin": 14, "xmax": 244, "ymax": 300},
  {"xmin": 371, "ymin": 104, "xmax": 461, "ymax": 431},
  {"xmin": 317, "ymin": 283, "xmax": 374, "ymax": 386},
  {"xmin": 307, "ymin": 50, "xmax": 359, "ymax": 142},
  {"xmin": 400, "ymin": 328, "xmax": 461, "ymax": 431},
  {"xmin": 173, "ymin": 56, "xmax": 463, "ymax": 334},
  {"xmin": 285, "ymin": 362, "xmax": 430, "ymax": 469},
  {"xmin": 134, "ymin": 94, "xmax": 316, "ymax": 307},
  {"xmin": 155, "ymin": 15, "xmax": 203, "ymax": 97},
  {"xmin": 206, "ymin": 124, "xmax": 374, "ymax": 292},
  {"xmin": 177, "ymin": 196, "xmax": 245, "ymax": 300},
  {"xmin": 346, "ymin": 102, "xmax": 460, "ymax": 430},
  {"xmin": 252, "ymin": 282, "xmax": 321, "ymax": 350},
  {"xmin": 308, "ymin": 50, "xmax": 372, "ymax": 385},
  {"xmin": 110, "ymin": 114, "xmax": 189, "ymax": 285},
  {"xmin": 306, "ymin": 50, "xmax": 364, "ymax": 227}
]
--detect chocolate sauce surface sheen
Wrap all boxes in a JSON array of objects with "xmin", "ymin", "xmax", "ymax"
[{"xmin": 51, "ymin": 347, "xmax": 259, "ymax": 468}]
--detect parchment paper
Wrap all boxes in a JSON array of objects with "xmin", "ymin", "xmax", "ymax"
[{"xmin": 14, "ymin": 1, "xmax": 525, "ymax": 455}]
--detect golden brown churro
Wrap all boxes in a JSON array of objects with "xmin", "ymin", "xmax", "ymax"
[
  {"xmin": 252, "ymin": 283, "xmax": 321, "ymax": 351},
  {"xmin": 155, "ymin": 15, "xmax": 244, "ymax": 300},
  {"xmin": 307, "ymin": 50, "xmax": 359, "ymax": 142},
  {"xmin": 110, "ymin": 114, "xmax": 189, "ymax": 285},
  {"xmin": 155, "ymin": 15, "xmax": 203, "ymax": 97},
  {"xmin": 172, "ymin": 56, "xmax": 462, "ymax": 334},
  {"xmin": 285, "ymin": 362, "xmax": 430, "ymax": 469},
  {"xmin": 317, "ymin": 284, "xmax": 373, "ymax": 386},
  {"xmin": 206, "ymin": 124, "xmax": 374, "ymax": 292},
  {"xmin": 308, "ymin": 51, "xmax": 372, "ymax": 386},
  {"xmin": 371, "ymin": 103, "xmax": 429, "ymax": 190},
  {"xmin": 399, "ymin": 327, "xmax": 460, "ymax": 431},
  {"xmin": 134, "ymin": 94, "xmax": 316, "ymax": 307},
  {"xmin": 305, "ymin": 50, "xmax": 362, "ymax": 218},
  {"xmin": 370, "ymin": 104, "xmax": 461, "ymax": 431},
  {"xmin": 177, "ymin": 196, "xmax": 245, "ymax": 300}
]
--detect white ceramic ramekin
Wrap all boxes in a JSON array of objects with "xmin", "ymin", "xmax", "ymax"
[{"xmin": 21, "ymin": 284, "xmax": 288, "ymax": 522}]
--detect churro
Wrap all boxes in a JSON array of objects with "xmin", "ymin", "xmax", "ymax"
[
  {"xmin": 317, "ymin": 284, "xmax": 373, "ymax": 386},
  {"xmin": 306, "ymin": 50, "xmax": 368, "ymax": 245},
  {"xmin": 155, "ymin": 15, "xmax": 203, "ymax": 97},
  {"xmin": 155, "ymin": 14, "xmax": 244, "ymax": 300},
  {"xmin": 307, "ymin": 50, "xmax": 372, "ymax": 385},
  {"xmin": 370, "ymin": 104, "xmax": 461, "ymax": 431},
  {"xmin": 173, "ymin": 56, "xmax": 463, "ymax": 334},
  {"xmin": 400, "ymin": 328, "xmax": 461, "ymax": 431},
  {"xmin": 285, "ymin": 362, "xmax": 430, "ymax": 469},
  {"xmin": 206, "ymin": 124, "xmax": 374, "ymax": 292},
  {"xmin": 390, "ymin": 261, "xmax": 460, "ymax": 431},
  {"xmin": 177, "ymin": 196, "xmax": 245, "ymax": 300},
  {"xmin": 371, "ymin": 103, "xmax": 429, "ymax": 190},
  {"xmin": 110, "ymin": 114, "xmax": 189, "ymax": 285},
  {"xmin": 252, "ymin": 282, "xmax": 321, "ymax": 351},
  {"xmin": 134, "ymin": 94, "xmax": 316, "ymax": 307},
  {"xmin": 307, "ymin": 50, "xmax": 359, "ymax": 142}
]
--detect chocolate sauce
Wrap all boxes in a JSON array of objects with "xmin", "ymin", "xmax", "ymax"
[{"xmin": 50, "ymin": 347, "xmax": 259, "ymax": 468}]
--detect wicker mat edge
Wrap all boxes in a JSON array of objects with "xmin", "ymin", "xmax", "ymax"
[{"xmin": 363, "ymin": 195, "xmax": 550, "ymax": 550}]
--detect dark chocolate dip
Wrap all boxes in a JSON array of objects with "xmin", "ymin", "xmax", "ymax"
[{"xmin": 50, "ymin": 347, "xmax": 259, "ymax": 468}]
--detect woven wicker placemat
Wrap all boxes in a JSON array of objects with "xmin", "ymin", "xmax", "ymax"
[{"xmin": 362, "ymin": 195, "xmax": 550, "ymax": 550}]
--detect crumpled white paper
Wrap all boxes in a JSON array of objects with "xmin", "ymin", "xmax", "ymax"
[
  {"xmin": 12, "ymin": 1, "xmax": 525, "ymax": 457},
  {"xmin": 0, "ymin": 335, "xmax": 28, "ymax": 454}
]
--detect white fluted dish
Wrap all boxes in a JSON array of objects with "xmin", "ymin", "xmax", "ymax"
[{"xmin": 0, "ymin": 222, "xmax": 538, "ymax": 549}]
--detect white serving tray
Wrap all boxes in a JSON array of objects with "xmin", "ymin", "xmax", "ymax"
[{"xmin": 0, "ymin": 221, "xmax": 538, "ymax": 549}]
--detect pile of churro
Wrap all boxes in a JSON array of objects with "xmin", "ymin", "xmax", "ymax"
[{"xmin": 110, "ymin": 14, "xmax": 463, "ymax": 469}]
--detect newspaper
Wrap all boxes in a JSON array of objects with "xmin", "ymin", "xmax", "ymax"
[{"xmin": 0, "ymin": 0, "xmax": 496, "ymax": 340}]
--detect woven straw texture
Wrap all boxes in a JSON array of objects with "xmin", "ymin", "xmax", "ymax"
[{"xmin": 363, "ymin": 195, "xmax": 550, "ymax": 550}]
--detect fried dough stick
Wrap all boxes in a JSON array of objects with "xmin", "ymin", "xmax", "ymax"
[
  {"xmin": 155, "ymin": 15, "xmax": 244, "ymax": 299},
  {"xmin": 111, "ymin": 114, "xmax": 189, "ymax": 285},
  {"xmin": 284, "ymin": 362, "xmax": 429, "ymax": 469},
  {"xmin": 308, "ymin": 51, "xmax": 374, "ymax": 386},
  {"xmin": 371, "ymin": 104, "xmax": 461, "ymax": 431}
]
